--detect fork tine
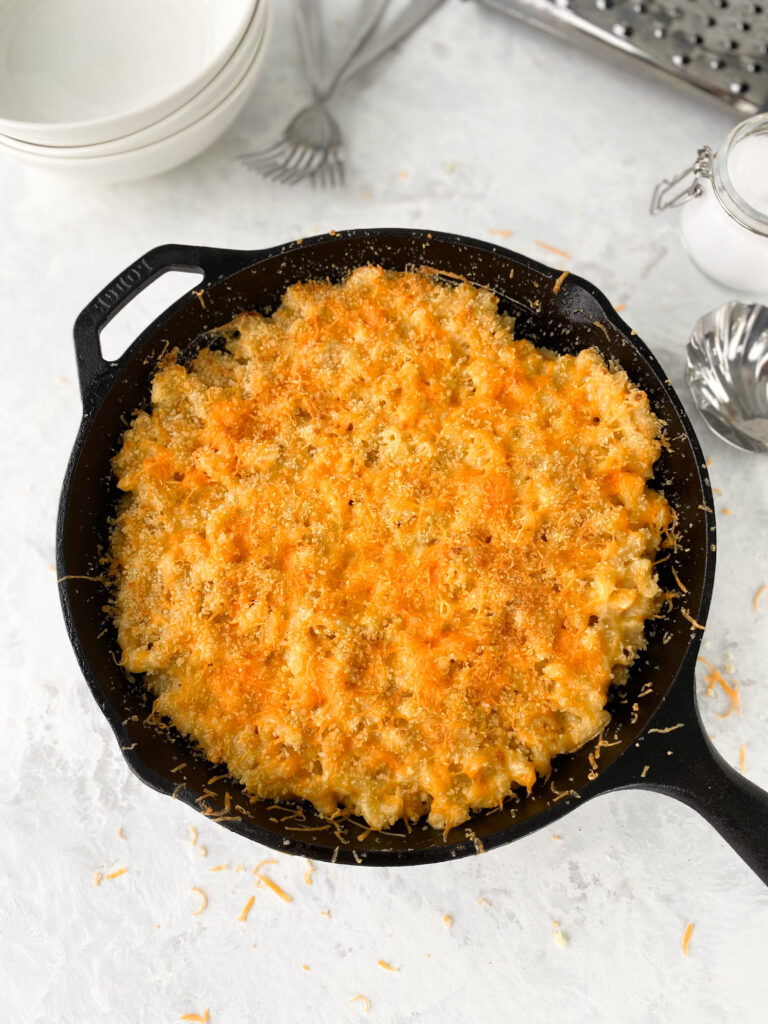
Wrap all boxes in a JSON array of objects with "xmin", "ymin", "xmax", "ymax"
[
  {"xmin": 240, "ymin": 138, "xmax": 291, "ymax": 165},
  {"xmin": 326, "ymin": 155, "xmax": 341, "ymax": 188},
  {"xmin": 242, "ymin": 150, "xmax": 289, "ymax": 174},
  {"xmin": 275, "ymin": 163, "xmax": 304, "ymax": 184},
  {"xmin": 285, "ymin": 165, "xmax": 313, "ymax": 186},
  {"xmin": 285, "ymin": 145, "xmax": 314, "ymax": 173},
  {"xmin": 287, "ymin": 146, "xmax": 320, "ymax": 181},
  {"xmin": 293, "ymin": 145, "xmax": 317, "ymax": 174},
  {"xmin": 263, "ymin": 145, "xmax": 302, "ymax": 179}
]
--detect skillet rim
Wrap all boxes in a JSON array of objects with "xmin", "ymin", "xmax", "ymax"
[{"xmin": 56, "ymin": 227, "xmax": 716, "ymax": 866}]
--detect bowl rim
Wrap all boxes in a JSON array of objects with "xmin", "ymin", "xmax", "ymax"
[
  {"xmin": 0, "ymin": 0, "xmax": 268, "ymax": 159},
  {"xmin": 0, "ymin": 0, "xmax": 272, "ymax": 170},
  {"xmin": 0, "ymin": 0, "xmax": 259, "ymax": 146}
]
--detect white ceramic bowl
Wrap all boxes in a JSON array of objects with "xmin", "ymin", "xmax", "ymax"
[
  {"xmin": 0, "ymin": 0, "xmax": 272, "ymax": 183},
  {"xmin": 0, "ymin": 0, "xmax": 266, "ymax": 159},
  {"xmin": 0, "ymin": 0, "xmax": 257, "ymax": 146}
]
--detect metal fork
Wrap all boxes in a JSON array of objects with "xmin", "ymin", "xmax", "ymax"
[{"xmin": 241, "ymin": 0, "xmax": 446, "ymax": 187}]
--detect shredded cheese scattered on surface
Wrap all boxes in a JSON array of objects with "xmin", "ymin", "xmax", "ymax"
[
  {"xmin": 255, "ymin": 873, "xmax": 292, "ymax": 903},
  {"xmin": 535, "ymin": 239, "xmax": 572, "ymax": 259},
  {"xmin": 238, "ymin": 895, "xmax": 255, "ymax": 922},
  {"xmin": 190, "ymin": 887, "xmax": 207, "ymax": 915},
  {"xmin": 179, "ymin": 1012, "xmax": 209, "ymax": 1023},
  {"xmin": 378, "ymin": 959, "xmax": 399, "ymax": 972},
  {"xmin": 104, "ymin": 868, "xmax": 128, "ymax": 881},
  {"xmin": 93, "ymin": 871, "xmax": 103, "ymax": 886},
  {"xmin": 304, "ymin": 859, "xmax": 315, "ymax": 886},
  {"xmin": 302, "ymin": 964, "xmax": 310, "ymax": 971},
  {"xmin": 350, "ymin": 996, "xmax": 371, "ymax": 1013},
  {"xmin": 116, "ymin": 826, "xmax": 126, "ymax": 840},
  {"xmin": 198, "ymin": 846, "xmax": 207, "ymax": 858},
  {"xmin": 740, "ymin": 743, "xmax": 746, "ymax": 774},
  {"xmin": 209, "ymin": 864, "xmax": 227, "ymax": 872},
  {"xmin": 552, "ymin": 834, "xmax": 562, "ymax": 841},
  {"xmin": 754, "ymin": 584, "xmax": 767, "ymax": 612},
  {"xmin": 189, "ymin": 826, "xmax": 197, "ymax": 845},
  {"xmin": 554, "ymin": 928, "xmax": 568, "ymax": 948},
  {"xmin": 682, "ymin": 922, "xmax": 694, "ymax": 956},
  {"xmin": 641, "ymin": 765, "xmax": 650, "ymax": 778},
  {"xmin": 442, "ymin": 915, "xmax": 453, "ymax": 928},
  {"xmin": 697, "ymin": 657, "xmax": 741, "ymax": 717},
  {"xmin": 477, "ymin": 898, "xmax": 492, "ymax": 906},
  {"xmin": 254, "ymin": 859, "xmax": 278, "ymax": 874},
  {"xmin": 320, "ymin": 910, "xmax": 331, "ymax": 919}
]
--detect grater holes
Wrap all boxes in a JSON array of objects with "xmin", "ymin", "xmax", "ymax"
[{"xmin": 485, "ymin": 0, "xmax": 768, "ymax": 114}]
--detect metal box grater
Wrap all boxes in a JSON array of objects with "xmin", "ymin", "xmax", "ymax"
[{"xmin": 475, "ymin": 0, "xmax": 768, "ymax": 115}]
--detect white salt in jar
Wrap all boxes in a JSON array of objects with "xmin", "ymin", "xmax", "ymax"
[{"xmin": 651, "ymin": 114, "xmax": 768, "ymax": 293}]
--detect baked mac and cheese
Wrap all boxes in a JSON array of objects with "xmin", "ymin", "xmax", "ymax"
[{"xmin": 109, "ymin": 266, "xmax": 671, "ymax": 829}]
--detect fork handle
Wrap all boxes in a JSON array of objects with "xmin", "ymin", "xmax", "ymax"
[
  {"xmin": 319, "ymin": 0, "xmax": 390, "ymax": 100},
  {"xmin": 333, "ymin": 0, "xmax": 447, "ymax": 92},
  {"xmin": 295, "ymin": 0, "xmax": 325, "ymax": 93}
]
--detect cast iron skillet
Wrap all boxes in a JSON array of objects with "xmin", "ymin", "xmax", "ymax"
[{"xmin": 57, "ymin": 228, "xmax": 768, "ymax": 881}]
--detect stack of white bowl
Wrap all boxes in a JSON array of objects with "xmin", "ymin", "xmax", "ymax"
[{"xmin": 0, "ymin": 0, "xmax": 271, "ymax": 183}]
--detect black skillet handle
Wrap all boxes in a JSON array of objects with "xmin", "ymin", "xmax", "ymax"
[
  {"xmin": 617, "ymin": 668, "xmax": 768, "ymax": 886},
  {"xmin": 73, "ymin": 244, "xmax": 228, "ymax": 411}
]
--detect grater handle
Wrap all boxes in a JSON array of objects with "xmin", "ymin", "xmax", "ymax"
[{"xmin": 650, "ymin": 146, "xmax": 714, "ymax": 214}]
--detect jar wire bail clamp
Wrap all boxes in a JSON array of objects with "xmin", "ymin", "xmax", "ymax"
[{"xmin": 650, "ymin": 147, "xmax": 714, "ymax": 215}]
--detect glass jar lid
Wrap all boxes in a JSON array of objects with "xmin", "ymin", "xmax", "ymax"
[{"xmin": 651, "ymin": 112, "xmax": 768, "ymax": 239}]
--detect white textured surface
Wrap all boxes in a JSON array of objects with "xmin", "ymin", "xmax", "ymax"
[{"xmin": 1, "ymin": 3, "xmax": 767, "ymax": 1022}]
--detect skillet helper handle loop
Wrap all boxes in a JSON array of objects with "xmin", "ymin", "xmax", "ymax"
[{"xmin": 73, "ymin": 243, "xmax": 215, "ymax": 409}]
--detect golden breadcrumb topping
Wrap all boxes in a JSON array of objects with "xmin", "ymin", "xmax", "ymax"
[{"xmin": 109, "ymin": 266, "xmax": 671, "ymax": 830}]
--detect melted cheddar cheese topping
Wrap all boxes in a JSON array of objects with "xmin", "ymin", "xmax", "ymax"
[{"xmin": 110, "ymin": 267, "xmax": 671, "ymax": 829}]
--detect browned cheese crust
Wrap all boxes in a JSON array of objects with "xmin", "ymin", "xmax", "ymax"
[{"xmin": 110, "ymin": 267, "xmax": 672, "ymax": 829}]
